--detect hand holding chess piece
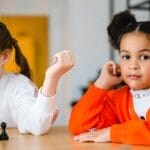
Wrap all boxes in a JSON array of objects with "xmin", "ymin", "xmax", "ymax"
[{"xmin": 0, "ymin": 122, "xmax": 9, "ymax": 140}]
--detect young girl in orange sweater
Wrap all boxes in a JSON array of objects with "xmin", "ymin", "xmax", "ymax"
[{"xmin": 69, "ymin": 10, "xmax": 150, "ymax": 145}]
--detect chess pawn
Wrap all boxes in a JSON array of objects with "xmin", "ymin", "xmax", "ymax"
[{"xmin": 0, "ymin": 122, "xmax": 9, "ymax": 140}]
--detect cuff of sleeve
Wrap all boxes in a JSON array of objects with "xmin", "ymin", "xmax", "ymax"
[
  {"xmin": 35, "ymin": 89, "xmax": 58, "ymax": 114},
  {"xmin": 110, "ymin": 120, "xmax": 148, "ymax": 144},
  {"xmin": 110, "ymin": 124, "xmax": 125, "ymax": 143}
]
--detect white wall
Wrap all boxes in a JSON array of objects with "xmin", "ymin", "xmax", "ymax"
[
  {"xmin": 0, "ymin": 0, "xmax": 149, "ymax": 126},
  {"xmin": 67, "ymin": 0, "xmax": 110, "ymax": 107},
  {"xmin": 52, "ymin": 0, "xmax": 111, "ymax": 126}
]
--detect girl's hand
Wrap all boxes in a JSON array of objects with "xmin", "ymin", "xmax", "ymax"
[
  {"xmin": 74, "ymin": 127, "xmax": 111, "ymax": 143},
  {"xmin": 46, "ymin": 50, "xmax": 75, "ymax": 79},
  {"xmin": 94, "ymin": 60, "xmax": 123, "ymax": 90},
  {"xmin": 41, "ymin": 50, "xmax": 75, "ymax": 97}
]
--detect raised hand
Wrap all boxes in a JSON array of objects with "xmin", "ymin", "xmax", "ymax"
[
  {"xmin": 41, "ymin": 50, "xmax": 75, "ymax": 97},
  {"xmin": 46, "ymin": 50, "xmax": 75, "ymax": 79},
  {"xmin": 94, "ymin": 60, "xmax": 123, "ymax": 90}
]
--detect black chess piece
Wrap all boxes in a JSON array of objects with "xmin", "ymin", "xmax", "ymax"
[{"xmin": 0, "ymin": 122, "xmax": 9, "ymax": 140}]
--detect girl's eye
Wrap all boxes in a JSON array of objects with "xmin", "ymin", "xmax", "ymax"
[
  {"xmin": 140, "ymin": 55, "xmax": 150, "ymax": 60},
  {"xmin": 121, "ymin": 55, "xmax": 130, "ymax": 60}
]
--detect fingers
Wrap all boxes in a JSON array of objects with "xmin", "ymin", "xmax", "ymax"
[
  {"xmin": 105, "ymin": 60, "xmax": 120, "ymax": 76},
  {"xmin": 74, "ymin": 136, "xmax": 96, "ymax": 142},
  {"xmin": 74, "ymin": 131, "xmax": 96, "ymax": 142},
  {"xmin": 74, "ymin": 128, "xmax": 111, "ymax": 143},
  {"xmin": 50, "ymin": 50, "xmax": 75, "ymax": 77},
  {"xmin": 67, "ymin": 50, "xmax": 75, "ymax": 67},
  {"xmin": 54, "ymin": 50, "xmax": 75, "ymax": 67},
  {"xmin": 63, "ymin": 50, "xmax": 75, "ymax": 67},
  {"xmin": 74, "ymin": 131, "xmax": 102, "ymax": 142},
  {"xmin": 53, "ymin": 56, "xmax": 58, "ymax": 64}
]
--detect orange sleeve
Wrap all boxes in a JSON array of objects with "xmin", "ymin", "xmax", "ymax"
[
  {"xmin": 69, "ymin": 84, "xmax": 119, "ymax": 135},
  {"xmin": 111, "ymin": 120, "xmax": 150, "ymax": 145}
]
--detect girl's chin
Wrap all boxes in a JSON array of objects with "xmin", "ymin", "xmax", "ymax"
[{"xmin": 129, "ymin": 85, "xmax": 150, "ymax": 90}]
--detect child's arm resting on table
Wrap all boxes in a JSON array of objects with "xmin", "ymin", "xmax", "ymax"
[
  {"xmin": 69, "ymin": 61, "xmax": 122, "ymax": 134},
  {"xmin": 73, "ymin": 120, "xmax": 150, "ymax": 145}
]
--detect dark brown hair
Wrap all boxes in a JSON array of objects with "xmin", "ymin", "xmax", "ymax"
[{"xmin": 0, "ymin": 21, "xmax": 31, "ymax": 79}]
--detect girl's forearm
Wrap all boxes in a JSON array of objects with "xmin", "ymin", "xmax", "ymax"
[{"xmin": 41, "ymin": 75, "xmax": 59, "ymax": 97}]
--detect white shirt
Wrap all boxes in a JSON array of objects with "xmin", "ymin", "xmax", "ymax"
[
  {"xmin": 130, "ymin": 88, "xmax": 150, "ymax": 119},
  {"xmin": 0, "ymin": 72, "xmax": 58, "ymax": 135}
]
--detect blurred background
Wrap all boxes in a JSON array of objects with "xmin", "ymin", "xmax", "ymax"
[{"xmin": 0, "ymin": 0, "xmax": 149, "ymax": 126}]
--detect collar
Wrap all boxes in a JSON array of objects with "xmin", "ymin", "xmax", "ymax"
[{"xmin": 130, "ymin": 88, "xmax": 150, "ymax": 100}]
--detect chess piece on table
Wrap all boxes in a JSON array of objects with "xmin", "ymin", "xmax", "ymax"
[{"xmin": 0, "ymin": 122, "xmax": 9, "ymax": 140}]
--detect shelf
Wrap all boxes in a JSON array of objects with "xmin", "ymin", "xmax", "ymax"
[{"xmin": 127, "ymin": 0, "xmax": 150, "ymax": 11}]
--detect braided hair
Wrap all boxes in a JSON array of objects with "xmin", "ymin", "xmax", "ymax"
[
  {"xmin": 0, "ymin": 21, "xmax": 31, "ymax": 79},
  {"xmin": 107, "ymin": 10, "xmax": 150, "ymax": 50}
]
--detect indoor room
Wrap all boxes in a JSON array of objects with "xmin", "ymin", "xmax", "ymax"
[{"xmin": 0, "ymin": 0, "xmax": 150, "ymax": 149}]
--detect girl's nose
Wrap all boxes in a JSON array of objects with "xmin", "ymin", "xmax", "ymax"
[{"xmin": 129, "ymin": 61, "xmax": 140, "ymax": 70}]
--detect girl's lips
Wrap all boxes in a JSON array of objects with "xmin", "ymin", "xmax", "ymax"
[{"xmin": 128, "ymin": 75, "xmax": 141, "ymax": 80}]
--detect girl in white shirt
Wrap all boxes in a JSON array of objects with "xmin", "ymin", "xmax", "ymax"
[{"xmin": 0, "ymin": 21, "xmax": 75, "ymax": 135}]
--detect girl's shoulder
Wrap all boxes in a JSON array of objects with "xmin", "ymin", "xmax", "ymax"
[
  {"xmin": 114, "ymin": 85, "xmax": 129, "ymax": 92},
  {"xmin": 0, "ymin": 73, "xmax": 31, "ymax": 94},
  {"xmin": 3, "ymin": 73, "xmax": 33, "ymax": 88},
  {"xmin": 108, "ymin": 85, "xmax": 130, "ymax": 98},
  {"xmin": 4, "ymin": 73, "xmax": 37, "ymax": 93},
  {"xmin": 4, "ymin": 73, "xmax": 29, "ymax": 82}
]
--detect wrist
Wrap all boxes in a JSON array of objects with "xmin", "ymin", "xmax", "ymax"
[
  {"xmin": 45, "ymin": 70, "xmax": 61, "ymax": 80},
  {"xmin": 94, "ymin": 80, "xmax": 112, "ymax": 90},
  {"xmin": 40, "ymin": 87, "xmax": 56, "ymax": 97},
  {"xmin": 42, "ymin": 76, "xmax": 59, "ymax": 97}
]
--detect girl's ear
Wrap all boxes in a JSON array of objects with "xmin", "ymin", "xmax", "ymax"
[{"xmin": 1, "ymin": 49, "xmax": 12, "ymax": 65}]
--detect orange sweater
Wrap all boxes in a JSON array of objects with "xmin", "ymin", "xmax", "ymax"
[{"xmin": 69, "ymin": 84, "xmax": 150, "ymax": 145}]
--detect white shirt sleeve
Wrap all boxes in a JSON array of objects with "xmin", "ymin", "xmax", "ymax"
[{"xmin": 9, "ymin": 74, "xmax": 59, "ymax": 135}]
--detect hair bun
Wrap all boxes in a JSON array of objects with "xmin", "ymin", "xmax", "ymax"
[{"xmin": 107, "ymin": 10, "xmax": 137, "ymax": 49}]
